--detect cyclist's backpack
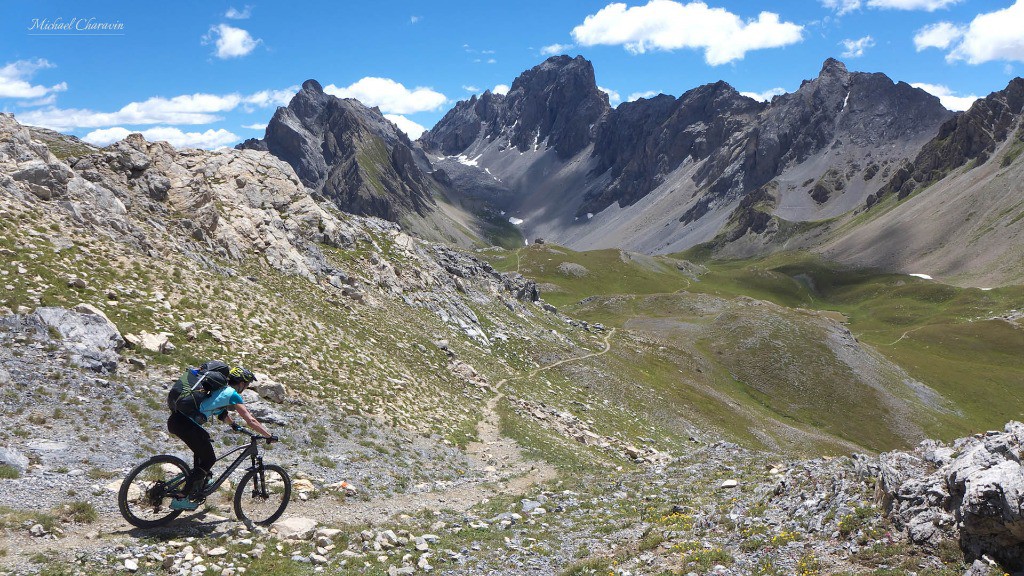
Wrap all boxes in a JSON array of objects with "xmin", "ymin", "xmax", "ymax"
[{"xmin": 166, "ymin": 361, "xmax": 231, "ymax": 424}]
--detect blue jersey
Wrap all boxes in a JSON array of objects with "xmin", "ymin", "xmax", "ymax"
[{"xmin": 192, "ymin": 386, "xmax": 244, "ymax": 424}]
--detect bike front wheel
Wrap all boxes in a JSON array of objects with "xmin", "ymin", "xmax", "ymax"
[
  {"xmin": 233, "ymin": 464, "xmax": 291, "ymax": 526},
  {"xmin": 118, "ymin": 455, "xmax": 190, "ymax": 528}
]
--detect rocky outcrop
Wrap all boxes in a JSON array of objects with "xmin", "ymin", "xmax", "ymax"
[
  {"xmin": 874, "ymin": 422, "xmax": 1024, "ymax": 573},
  {"xmin": 35, "ymin": 305, "xmax": 125, "ymax": 372},
  {"xmin": 239, "ymin": 80, "xmax": 436, "ymax": 224},
  {"xmin": 422, "ymin": 56, "xmax": 610, "ymax": 160},
  {"xmin": 871, "ymin": 77, "xmax": 1024, "ymax": 204}
]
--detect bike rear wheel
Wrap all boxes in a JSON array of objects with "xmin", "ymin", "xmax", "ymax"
[
  {"xmin": 233, "ymin": 464, "xmax": 291, "ymax": 526},
  {"xmin": 118, "ymin": 455, "xmax": 190, "ymax": 528}
]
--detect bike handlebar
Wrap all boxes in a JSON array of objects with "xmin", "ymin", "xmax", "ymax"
[{"xmin": 230, "ymin": 425, "xmax": 278, "ymax": 444}]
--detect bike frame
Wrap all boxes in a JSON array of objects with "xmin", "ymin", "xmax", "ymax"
[{"xmin": 200, "ymin": 433, "xmax": 266, "ymax": 498}]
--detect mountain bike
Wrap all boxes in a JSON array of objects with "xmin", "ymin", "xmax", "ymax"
[{"xmin": 118, "ymin": 428, "xmax": 291, "ymax": 528}]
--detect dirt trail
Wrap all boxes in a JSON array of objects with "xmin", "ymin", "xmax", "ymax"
[
  {"xmin": 9, "ymin": 328, "xmax": 618, "ymax": 563},
  {"xmin": 300, "ymin": 328, "xmax": 616, "ymax": 526}
]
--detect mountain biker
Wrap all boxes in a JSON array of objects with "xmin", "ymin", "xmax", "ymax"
[{"xmin": 167, "ymin": 365, "xmax": 275, "ymax": 511}]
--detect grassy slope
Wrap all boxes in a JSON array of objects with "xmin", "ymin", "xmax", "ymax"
[{"xmin": 488, "ymin": 245, "xmax": 1024, "ymax": 450}]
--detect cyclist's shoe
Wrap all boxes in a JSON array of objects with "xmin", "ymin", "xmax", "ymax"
[{"xmin": 170, "ymin": 497, "xmax": 200, "ymax": 511}]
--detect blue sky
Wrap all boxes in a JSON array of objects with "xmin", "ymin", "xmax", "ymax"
[{"xmin": 2, "ymin": 1, "xmax": 1021, "ymax": 148}]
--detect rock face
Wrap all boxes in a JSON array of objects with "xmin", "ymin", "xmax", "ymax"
[
  {"xmin": 877, "ymin": 422, "xmax": 1024, "ymax": 573},
  {"xmin": 422, "ymin": 55, "xmax": 610, "ymax": 160},
  {"xmin": 872, "ymin": 77, "xmax": 1024, "ymax": 204},
  {"xmin": 35, "ymin": 306, "xmax": 125, "ymax": 372},
  {"xmin": 239, "ymin": 80, "xmax": 436, "ymax": 225},
  {"xmin": 419, "ymin": 57, "xmax": 953, "ymax": 258}
]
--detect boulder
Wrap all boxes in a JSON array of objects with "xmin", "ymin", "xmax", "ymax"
[
  {"xmin": 35, "ymin": 306, "xmax": 124, "ymax": 371},
  {"xmin": 0, "ymin": 446, "xmax": 29, "ymax": 474},
  {"xmin": 240, "ymin": 390, "xmax": 289, "ymax": 425},
  {"xmin": 272, "ymin": 517, "xmax": 317, "ymax": 540},
  {"xmin": 880, "ymin": 421, "xmax": 1024, "ymax": 573},
  {"xmin": 137, "ymin": 331, "xmax": 174, "ymax": 354},
  {"xmin": 250, "ymin": 374, "xmax": 287, "ymax": 403}
]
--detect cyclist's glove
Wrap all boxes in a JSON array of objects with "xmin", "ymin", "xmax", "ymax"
[
  {"xmin": 266, "ymin": 435, "xmax": 279, "ymax": 444},
  {"xmin": 230, "ymin": 423, "xmax": 243, "ymax": 432}
]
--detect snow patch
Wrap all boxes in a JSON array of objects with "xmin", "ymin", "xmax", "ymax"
[
  {"xmin": 456, "ymin": 155, "xmax": 479, "ymax": 167},
  {"xmin": 842, "ymin": 91, "xmax": 850, "ymax": 109},
  {"xmin": 586, "ymin": 213, "xmax": 594, "ymax": 220},
  {"xmin": 908, "ymin": 273, "xmax": 932, "ymax": 280},
  {"xmin": 509, "ymin": 217, "xmax": 524, "ymax": 226}
]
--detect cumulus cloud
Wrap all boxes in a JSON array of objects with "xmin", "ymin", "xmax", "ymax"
[
  {"xmin": 946, "ymin": 1, "xmax": 1024, "ymax": 64},
  {"xmin": 384, "ymin": 114, "xmax": 426, "ymax": 139},
  {"xmin": 911, "ymin": 82, "xmax": 979, "ymax": 110},
  {"xmin": 241, "ymin": 122, "xmax": 267, "ymax": 130},
  {"xmin": 83, "ymin": 126, "xmax": 239, "ymax": 149},
  {"xmin": 541, "ymin": 43, "xmax": 574, "ymax": 56},
  {"xmin": 914, "ymin": 22, "xmax": 966, "ymax": 51},
  {"xmin": 599, "ymin": 86, "xmax": 621, "ymax": 104},
  {"xmin": 410, "ymin": 15, "xmax": 421, "ymax": 24},
  {"xmin": 324, "ymin": 77, "xmax": 447, "ymax": 114},
  {"xmin": 0, "ymin": 59, "xmax": 67, "ymax": 99},
  {"xmin": 18, "ymin": 88, "xmax": 293, "ymax": 131},
  {"xmin": 627, "ymin": 90, "xmax": 660, "ymax": 102},
  {"xmin": 492, "ymin": 84, "xmax": 510, "ymax": 95},
  {"xmin": 225, "ymin": 6, "xmax": 252, "ymax": 19},
  {"xmin": 571, "ymin": 1, "xmax": 803, "ymax": 65},
  {"xmin": 841, "ymin": 36, "xmax": 876, "ymax": 58},
  {"xmin": 203, "ymin": 24, "xmax": 261, "ymax": 59},
  {"xmin": 740, "ymin": 87, "xmax": 787, "ymax": 102}
]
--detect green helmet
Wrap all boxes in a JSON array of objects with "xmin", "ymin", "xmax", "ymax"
[{"xmin": 229, "ymin": 366, "xmax": 256, "ymax": 385}]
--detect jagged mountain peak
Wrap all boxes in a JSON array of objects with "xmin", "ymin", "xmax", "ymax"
[
  {"xmin": 239, "ymin": 81, "xmax": 435, "ymax": 225},
  {"xmin": 301, "ymin": 78, "xmax": 325, "ymax": 94},
  {"xmin": 819, "ymin": 57, "xmax": 849, "ymax": 77},
  {"xmin": 421, "ymin": 55, "xmax": 609, "ymax": 159}
]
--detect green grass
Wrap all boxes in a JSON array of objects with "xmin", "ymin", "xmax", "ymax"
[
  {"xmin": 0, "ymin": 465, "xmax": 20, "ymax": 479},
  {"xmin": 488, "ymin": 243, "xmax": 693, "ymax": 307}
]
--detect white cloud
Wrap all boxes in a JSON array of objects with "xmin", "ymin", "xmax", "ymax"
[
  {"xmin": 384, "ymin": 114, "xmax": 426, "ymax": 139},
  {"xmin": 599, "ymin": 86, "xmax": 621, "ymax": 104},
  {"xmin": 823, "ymin": 0, "xmax": 960, "ymax": 12},
  {"xmin": 0, "ymin": 59, "xmax": 67, "ymax": 99},
  {"xmin": 17, "ymin": 88, "xmax": 294, "ymax": 131},
  {"xmin": 947, "ymin": 1, "xmax": 1024, "ymax": 64},
  {"xmin": 241, "ymin": 122, "xmax": 267, "ymax": 130},
  {"xmin": 324, "ymin": 77, "xmax": 447, "ymax": 114},
  {"xmin": 203, "ymin": 24, "xmax": 261, "ymax": 59},
  {"xmin": 740, "ymin": 87, "xmax": 787, "ymax": 102},
  {"xmin": 627, "ymin": 90, "xmax": 660, "ymax": 102},
  {"xmin": 911, "ymin": 82, "xmax": 979, "ymax": 111},
  {"xmin": 410, "ymin": 15, "xmax": 421, "ymax": 24},
  {"xmin": 486, "ymin": 58, "xmax": 497, "ymax": 64},
  {"xmin": 19, "ymin": 93, "xmax": 59, "ymax": 107},
  {"xmin": 867, "ymin": 0, "xmax": 961, "ymax": 10},
  {"xmin": 463, "ymin": 85, "xmax": 480, "ymax": 93},
  {"xmin": 571, "ymin": 1, "xmax": 803, "ymax": 65},
  {"xmin": 225, "ymin": 6, "xmax": 252, "ymax": 19},
  {"xmin": 841, "ymin": 35, "xmax": 876, "ymax": 58},
  {"xmin": 243, "ymin": 87, "xmax": 297, "ymax": 109},
  {"xmin": 492, "ymin": 84, "xmax": 510, "ymax": 95},
  {"xmin": 822, "ymin": 0, "xmax": 862, "ymax": 15},
  {"xmin": 914, "ymin": 22, "xmax": 965, "ymax": 51},
  {"xmin": 83, "ymin": 126, "xmax": 239, "ymax": 149},
  {"xmin": 541, "ymin": 43, "xmax": 574, "ymax": 56}
]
